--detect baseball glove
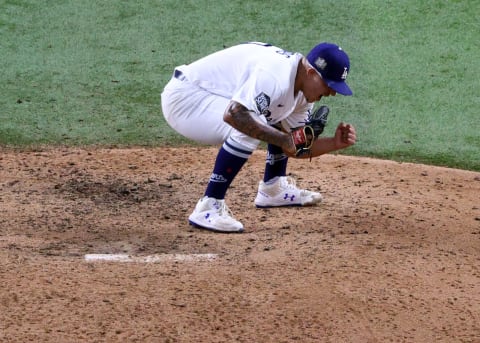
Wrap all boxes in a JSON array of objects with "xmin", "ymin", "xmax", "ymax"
[{"xmin": 290, "ymin": 105, "xmax": 329, "ymax": 158}]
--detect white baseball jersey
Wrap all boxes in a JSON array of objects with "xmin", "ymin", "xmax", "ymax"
[
  {"xmin": 161, "ymin": 42, "xmax": 313, "ymax": 149},
  {"xmin": 176, "ymin": 42, "xmax": 312, "ymax": 130}
]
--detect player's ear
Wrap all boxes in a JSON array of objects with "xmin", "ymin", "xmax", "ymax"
[{"xmin": 306, "ymin": 66, "xmax": 318, "ymax": 78}]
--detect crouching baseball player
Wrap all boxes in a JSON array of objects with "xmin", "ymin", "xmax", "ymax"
[{"xmin": 161, "ymin": 42, "xmax": 356, "ymax": 233}]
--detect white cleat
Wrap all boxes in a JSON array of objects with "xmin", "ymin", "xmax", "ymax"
[
  {"xmin": 188, "ymin": 196, "xmax": 244, "ymax": 233},
  {"xmin": 254, "ymin": 176, "xmax": 323, "ymax": 208}
]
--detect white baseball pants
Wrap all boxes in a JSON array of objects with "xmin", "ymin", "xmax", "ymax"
[{"xmin": 161, "ymin": 76, "xmax": 262, "ymax": 152}]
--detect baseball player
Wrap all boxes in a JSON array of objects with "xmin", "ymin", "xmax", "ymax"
[{"xmin": 161, "ymin": 42, "xmax": 356, "ymax": 233}]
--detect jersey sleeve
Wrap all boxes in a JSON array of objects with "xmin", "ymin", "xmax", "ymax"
[
  {"xmin": 280, "ymin": 97, "xmax": 313, "ymax": 132},
  {"xmin": 230, "ymin": 69, "xmax": 280, "ymax": 123}
]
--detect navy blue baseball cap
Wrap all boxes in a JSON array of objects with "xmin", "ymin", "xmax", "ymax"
[{"xmin": 307, "ymin": 43, "xmax": 352, "ymax": 96}]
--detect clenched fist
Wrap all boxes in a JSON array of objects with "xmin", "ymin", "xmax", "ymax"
[{"xmin": 334, "ymin": 123, "xmax": 356, "ymax": 149}]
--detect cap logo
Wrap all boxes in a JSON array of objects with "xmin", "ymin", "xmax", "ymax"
[
  {"xmin": 341, "ymin": 67, "xmax": 348, "ymax": 80},
  {"xmin": 314, "ymin": 57, "xmax": 327, "ymax": 70}
]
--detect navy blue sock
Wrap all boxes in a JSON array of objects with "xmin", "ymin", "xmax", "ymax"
[
  {"xmin": 204, "ymin": 142, "xmax": 250, "ymax": 199},
  {"xmin": 263, "ymin": 144, "xmax": 288, "ymax": 182}
]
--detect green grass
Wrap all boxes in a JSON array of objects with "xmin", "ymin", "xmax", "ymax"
[{"xmin": 1, "ymin": 0, "xmax": 479, "ymax": 170}]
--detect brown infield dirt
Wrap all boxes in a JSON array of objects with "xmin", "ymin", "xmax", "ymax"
[{"xmin": 0, "ymin": 146, "xmax": 479, "ymax": 343}]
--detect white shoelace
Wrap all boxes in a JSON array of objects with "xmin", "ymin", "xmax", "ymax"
[
  {"xmin": 280, "ymin": 176, "xmax": 316, "ymax": 197},
  {"xmin": 217, "ymin": 200, "xmax": 236, "ymax": 219},
  {"xmin": 281, "ymin": 176, "xmax": 299, "ymax": 190}
]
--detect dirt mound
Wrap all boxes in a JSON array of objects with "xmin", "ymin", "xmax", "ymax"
[{"xmin": 1, "ymin": 147, "xmax": 479, "ymax": 342}]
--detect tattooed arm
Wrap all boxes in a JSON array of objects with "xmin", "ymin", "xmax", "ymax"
[
  {"xmin": 223, "ymin": 101, "xmax": 296, "ymax": 155},
  {"xmin": 223, "ymin": 101, "xmax": 356, "ymax": 159}
]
